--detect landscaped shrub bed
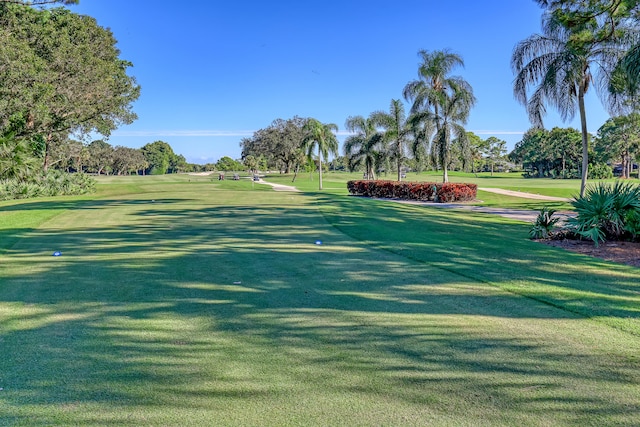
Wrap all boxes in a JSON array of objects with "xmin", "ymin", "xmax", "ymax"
[
  {"xmin": 347, "ymin": 180, "xmax": 477, "ymax": 203},
  {"xmin": 0, "ymin": 171, "xmax": 96, "ymax": 201}
]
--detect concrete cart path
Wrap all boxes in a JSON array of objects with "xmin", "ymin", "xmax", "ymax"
[
  {"xmin": 479, "ymin": 187, "xmax": 573, "ymax": 202},
  {"xmin": 256, "ymin": 179, "xmax": 300, "ymax": 192}
]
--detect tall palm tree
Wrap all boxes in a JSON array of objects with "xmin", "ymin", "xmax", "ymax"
[
  {"xmin": 403, "ymin": 49, "xmax": 475, "ymax": 182},
  {"xmin": 370, "ymin": 99, "xmax": 412, "ymax": 182},
  {"xmin": 512, "ymin": 12, "xmax": 629, "ymax": 197},
  {"xmin": 344, "ymin": 115, "xmax": 383, "ymax": 180},
  {"xmin": 301, "ymin": 118, "xmax": 339, "ymax": 190},
  {"xmin": 428, "ymin": 80, "xmax": 475, "ymax": 182}
]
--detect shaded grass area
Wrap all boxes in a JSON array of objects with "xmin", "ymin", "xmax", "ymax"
[
  {"xmin": 318, "ymin": 194, "xmax": 640, "ymax": 334},
  {"xmin": 0, "ymin": 177, "xmax": 639, "ymax": 426}
]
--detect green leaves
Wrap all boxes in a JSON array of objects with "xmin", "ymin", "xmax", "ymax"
[
  {"xmin": 529, "ymin": 207, "xmax": 561, "ymax": 239},
  {"xmin": 0, "ymin": 4, "xmax": 139, "ymax": 145},
  {"xmin": 569, "ymin": 181, "xmax": 640, "ymax": 245}
]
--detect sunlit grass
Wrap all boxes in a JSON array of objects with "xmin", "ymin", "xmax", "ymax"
[{"xmin": 0, "ymin": 174, "xmax": 639, "ymax": 426}]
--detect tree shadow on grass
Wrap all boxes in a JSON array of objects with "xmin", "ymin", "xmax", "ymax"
[
  {"xmin": 316, "ymin": 194, "xmax": 640, "ymax": 322},
  {"xmin": 0, "ymin": 191, "xmax": 639, "ymax": 425}
]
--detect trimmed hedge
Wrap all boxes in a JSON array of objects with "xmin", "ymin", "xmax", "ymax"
[{"xmin": 347, "ymin": 180, "xmax": 477, "ymax": 203}]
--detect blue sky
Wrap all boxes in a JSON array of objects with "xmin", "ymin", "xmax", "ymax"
[{"xmin": 72, "ymin": 0, "xmax": 613, "ymax": 165}]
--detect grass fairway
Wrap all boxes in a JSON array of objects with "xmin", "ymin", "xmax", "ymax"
[{"xmin": 1, "ymin": 174, "xmax": 639, "ymax": 426}]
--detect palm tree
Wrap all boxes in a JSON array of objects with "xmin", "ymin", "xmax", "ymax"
[
  {"xmin": 301, "ymin": 118, "xmax": 339, "ymax": 190},
  {"xmin": 370, "ymin": 99, "xmax": 412, "ymax": 182},
  {"xmin": 428, "ymin": 80, "xmax": 475, "ymax": 182},
  {"xmin": 0, "ymin": 133, "xmax": 39, "ymax": 180},
  {"xmin": 512, "ymin": 12, "xmax": 629, "ymax": 197},
  {"xmin": 344, "ymin": 115, "xmax": 383, "ymax": 180},
  {"xmin": 403, "ymin": 49, "xmax": 475, "ymax": 182}
]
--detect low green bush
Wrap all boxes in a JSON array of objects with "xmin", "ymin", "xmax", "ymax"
[
  {"xmin": 589, "ymin": 163, "xmax": 614, "ymax": 180},
  {"xmin": 529, "ymin": 207, "xmax": 560, "ymax": 239},
  {"xmin": 347, "ymin": 180, "xmax": 477, "ymax": 203},
  {"xmin": 569, "ymin": 181, "xmax": 640, "ymax": 246},
  {"xmin": 0, "ymin": 170, "xmax": 96, "ymax": 200}
]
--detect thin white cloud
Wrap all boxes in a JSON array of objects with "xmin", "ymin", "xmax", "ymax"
[
  {"xmin": 112, "ymin": 129, "xmax": 528, "ymax": 139},
  {"xmin": 112, "ymin": 130, "xmax": 256, "ymax": 137},
  {"xmin": 469, "ymin": 130, "xmax": 525, "ymax": 135}
]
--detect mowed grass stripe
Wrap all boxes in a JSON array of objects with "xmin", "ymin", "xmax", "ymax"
[{"xmin": 0, "ymin": 178, "xmax": 639, "ymax": 426}]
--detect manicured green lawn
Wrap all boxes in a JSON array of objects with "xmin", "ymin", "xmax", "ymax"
[{"xmin": 1, "ymin": 174, "xmax": 639, "ymax": 426}]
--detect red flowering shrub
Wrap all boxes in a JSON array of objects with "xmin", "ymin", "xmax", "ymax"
[{"xmin": 347, "ymin": 180, "xmax": 477, "ymax": 203}]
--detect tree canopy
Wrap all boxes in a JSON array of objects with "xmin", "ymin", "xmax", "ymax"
[
  {"xmin": 240, "ymin": 116, "xmax": 308, "ymax": 173},
  {"xmin": 0, "ymin": 3, "xmax": 140, "ymax": 171},
  {"xmin": 0, "ymin": 0, "xmax": 78, "ymax": 5}
]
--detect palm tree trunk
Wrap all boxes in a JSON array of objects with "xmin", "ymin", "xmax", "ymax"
[
  {"xmin": 318, "ymin": 148, "xmax": 323, "ymax": 190},
  {"xmin": 397, "ymin": 142, "xmax": 402, "ymax": 182},
  {"xmin": 578, "ymin": 88, "xmax": 589, "ymax": 198}
]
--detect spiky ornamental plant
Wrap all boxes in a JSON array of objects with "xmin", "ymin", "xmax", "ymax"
[
  {"xmin": 569, "ymin": 181, "xmax": 640, "ymax": 245},
  {"xmin": 512, "ymin": 11, "xmax": 633, "ymax": 197}
]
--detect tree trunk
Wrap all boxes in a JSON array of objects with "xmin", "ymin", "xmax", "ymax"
[
  {"xmin": 578, "ymin": 88, "xmax": 589, "ymax": 198},
  {"xmin": 43, "ymin": 133, "xmax": 53, "ymax": 173},
  {"xmin": 397, "ymin": 145, "xmax": 402, "ymax": 182},
  {"xmin": 318, "ymin": 149, "xmax": 323, "ymax": 190}
]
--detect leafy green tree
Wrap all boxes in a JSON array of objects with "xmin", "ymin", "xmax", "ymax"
[
  {"xmin": 169, "ymin": 153, "xmax": 187, "ymax": 174},
  {"xmin": 301, "ymin": 119, "xmax": 339, "ymax": 190},
  {"xmin": 85, "ymin": 140, "xmax": 113, "ymax": 175},
  {"xmin": 596, "ymin": 113, "xmax": 640, "ymax": 178},
  {"xmin": 549, "ymin": 127, "xmax": 582, "ymax": 178},
  {"xmin": 243, "ymin": 154, "xmax": 260, "ymax": 174},
  {"xmin": 240, "ymin": 117, "xmax": 307, "ymax": 173},
  {"xmin": 112, "ymin": 146, "xmax": 146, "ymax": 175},
  {"xmin": 216, "ymin": 156, "xmax": 244, "ymax": 172},
  {"xmin": 344, "ymin": 115, "xmax": 384, "ymax": 180},
  {"xmin": 510, "ymin": 127, "xmax": 583, "ymax": 177},
  {"xmin": 534, "ymin": 0, "xmax": 640, "ymax": 94},
  {"xmin": 484, "ymin": 136, "xmax": 507, "ymax": 176},
  {"xmin": 141, "ymin": 141, "xmax": 174, "ymax": 175},
  {"xmin": 466, "ymin": 131, "xmax": 486, "ymax": 174},
  {"xmin": 512, "ymin": 9, "xmax": 632, "ymax": 196},
  {"xmin": 510, "ymin": 128, "xmax": 553, "ymax": 177},
  {"xmin": 403, "ymin": 49, "xmax": 475, "ymax": 182},
  {"xmin": 0, "ymin": 4, "xmax": 139, "ymax": 171},
  {"xmin": 370, "ymin": 100, "xmax": 412, "ymax": 182}
]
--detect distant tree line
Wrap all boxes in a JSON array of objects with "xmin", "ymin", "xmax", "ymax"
[{"xmin": 512, "ymin": 116, "xmax": 640, "ymax": 180}]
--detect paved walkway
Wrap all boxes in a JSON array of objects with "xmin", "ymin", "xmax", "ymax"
[
  {"xmin": 256, "ymin": 179, "xmax": 574, "ymax": 223},
  {"xmin": 479, "ymin": 187, "xmax": 573, "ymax": 202},
  {"xmin": 255, "ymin": 179, "xmax": 300, "ymax": 192}
]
